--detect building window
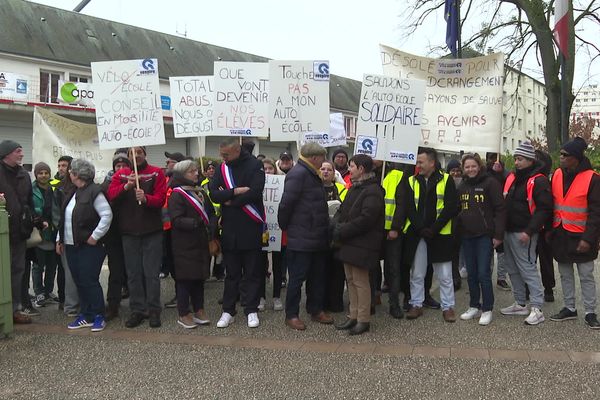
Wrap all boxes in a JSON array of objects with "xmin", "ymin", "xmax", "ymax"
[
  {"xmin": 511, "ymin": 138, "xmax": 514, "ymax": 149},
  {"xmin": 518, "ymin": 118, "xmax": 523, "ymax": 129},
  {"xmin": 40, "ymin": 71, "xmax": 63, "ymax": 103},
  {"xmin": 502, "ymin": 137, "xmax": 507, "ymax": 150},
  {"xmin": 528, "ymin": 130, "xmax": 532, "ymax": 136},
  {"xmin": 527, "ymin": 89, "xmax": 532, "ymax": 94},
  {"xmin": 344, "ymin": 116, "xmax": 356, "ymax": 138},
  {"xmin": 69, "ymin": 74, "xmax": 90, "ymax": 83},
  {"xmin": 527, "ymin": 109, "xmax": 532, "ymax": 114}
]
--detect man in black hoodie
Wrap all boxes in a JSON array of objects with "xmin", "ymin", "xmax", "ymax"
[{"xmin": 548, "ymin": 137, "xmax": 600, "ymax": 329}]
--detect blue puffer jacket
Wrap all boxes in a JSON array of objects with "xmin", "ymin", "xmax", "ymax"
[{"xmin": 278, "ymin": 158, "xmax": 329, "ymax": 252}]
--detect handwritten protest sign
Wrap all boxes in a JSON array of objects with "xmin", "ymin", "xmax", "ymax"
[
  {"xmin": 169, "ymin": 76, "xmax": 213, "ymax": 138},
  {"xmin": 269, "ymin": 60, "xmax": 330, "ymax": 142},
  {"xmin": 301, "ymin": 113, "xmax": 346, "ymax": 147},
  {"xmin": 213, "ymin": 62, "xmax": 269, "ymax": 137},
  {"xmin": 380, "ymin": 45, "xmax": 504, "ymax": 153},
  {"xmin": 91, "ymin": 58, "xmax": 165, "ymax": 149},
  {"xmin": 32, "ymin": 107, "xmax": 112, "ymax": 183},
  {"xmin": 355, "ymin": 74, "xmax": 425, "ymax": 164},
  {"xmin": 262, "ymin": 174, "xmax": 285, "ymax": 252}
]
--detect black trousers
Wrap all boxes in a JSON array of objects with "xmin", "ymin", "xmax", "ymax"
[
  {"xmin": 176, "ymin": 279, "xmax": 205, "ymax": 316},
  {"xmin": 537, "ymin": 231, "xmax": 556, "ymax": 293},
  {"xmin": 105, "ymin": 236, "xmax": 127, "ymax": 306},
  {"xmin": 384, "ymin": 236, "xmax": 407, "ymax": 310},
  {"xmin": 222, "ymin": 249, "xmax": 262, "ymax": 316},
  {"xmin": 260, "ymin": 251, "xmax": 284, "ymax": 299},
  {"xmin": 21, "ymin": 248, "xmax": 36, "ymax": 307},
  {"xmin": 324, "ymin": 250, "xmax": 345, "ymax": 313}
]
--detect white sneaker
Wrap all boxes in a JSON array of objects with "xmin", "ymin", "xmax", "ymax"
[
  {"xmin": 273, "ymin": 297, "xmax": 283, "ymax": 311},
  {"xmin": 459, "ymin": 267, "xmax": 468, "ymax": 279},
  {"xmin": 216, "ymin": 312, "xmax": 234, "ymax": 328},
  {"xmin": 247, "ymin": 312, "xmax": 260, "ymax": 328},
  {"xmin": 500, "ymin": 302, "xmax": 529, "ymax": 316},
  {"xmin": 479, "ymin": 311, "xmax": 493, "ymax": 326},
  {"xmin": 524, "ymin": 307, "xmax": 545, "ymax": 325},
  {"xmin": 460, "ymin": 307, "xmax": 481, "ymax": 320},
  {"xmin": 258, "ymin": 297, "xmax": 266, "ymax": 312}
]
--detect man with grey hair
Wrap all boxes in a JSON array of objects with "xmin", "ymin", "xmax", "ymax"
[
  {"xmin": 278, "ymin": 142, "xmax": 333, "ymax": 330},
  {"xmin": 209, "ymin": 137, "xmax": 266, "ymax": 328}
]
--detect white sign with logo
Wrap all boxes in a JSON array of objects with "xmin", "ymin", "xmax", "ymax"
[
  {"xmin": 355, "ymin": 74, "xmax": 425, "ymax": 164},
  {"xmin": 32, "ymin": 107, "xmax": 113, "ymax": 183},
  {"xmin": 213, "ymin": 62, "xmax": 269, "ymax": 137},
  {"xmin": 262, "ymin": 174, "xmax": 285, "ymax": 252},
  {"xmin": 301, "ymin": 113, "xmax": 346, "ymax": 147},
  {"xmin": 0, "ymin": 72, "xmax": 29, "ymax": 101},
  {"xmin": 91, "ymin": 58, "xmax": 165, "ymax": 149},
  {"xmin": 380, "ymin": 45, "xmax": 504, "ymax": 153},
  {"xmin": 269, "ymin": 60, "xmax": 330, "ymax": 142},
  {"xmin": 169, "ymin": 76, "xmax": 213, "ymax": 138},
  {"xmin": 58, "ymin": 80, "xmax": 95, "ymax": 106}
]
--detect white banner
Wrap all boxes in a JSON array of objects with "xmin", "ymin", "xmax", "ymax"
[
  {"xmin": 213, "ymin": 62, "xmax": 269, "ymax": 137},
  {"xmin": 269, "ymin": 60, "xmax": 330, "ymax": 142},
  {"xmin": 301, "ymin": 113, "xmax": 347, "ymax": 147},
  {"xmin": 58, "ymin": 80, "xmax": 95, "ymax": 106},
  {"xmin": 0, "ymin": 71, "xmax": 30, "ymax": 101},
  {"xmin": 355, "ymin": 74, "xmax": 425, "ymax": 164},
  {"xmin": 262, "ymin": 174, "xmax": 285, "ymax": 252},
  {"xmin": 380, "ymin": 45, "xmax": 504, "ymax": 154},
  {"xmin": 91, "ymin": 58, "xmax": 166, "ymax": 149},
  {"xmin": 32, "ymin": 107, "xmax": 113, "ymax": 183},
  {"xmin": 169, "ymin": 76, "xmax": 213, "ymax": 138}
]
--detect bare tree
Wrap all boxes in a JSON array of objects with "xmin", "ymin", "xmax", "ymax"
[{"xmin": 400, "ymin": 0, "xmax": 599, "ymax": 151}]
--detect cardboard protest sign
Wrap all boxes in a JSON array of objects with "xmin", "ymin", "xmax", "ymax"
[
  {"xmin": 380, "ymin": 45, "xmax": 504, "ymax": 153},
  {"xmin": 91, "ymin": 58, "xmax": 165, "ymax": 149},
  {"xmin": 58, "ymin": 80, "xmax": 95, "ymax": 107},
  {"xmin": 301, "ymin": 113, "xmax": 347, "ymax": 147},
  {"xmin": 269, "ymin": 60, "xmax": 330, "ymax": 142},
  {"xmin": 0, "ymin": 71, "xmax": 30, "ymax": 101},
  {"xmin": 262, "ymin": 174, "xmax": 285, "ymax": 252},
  {"xmin": 169, "ymin": 76, "xmax": 213, "ymax": 138},
  {"xmin": 213, "ymin": 62, "xmax": 269, "ymax": 137},
  {"xmin": 32, "ymin": 107, "xmax": 112, "ymax": 183},
  {"xmin": 355, "ymin": 74, "xmax": 425, "ymax": 164}
]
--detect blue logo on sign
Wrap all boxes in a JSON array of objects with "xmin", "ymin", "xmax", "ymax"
[
  {"xmin": 16, "ymin": 80, "xmax": 27, "ymax": 94},
  {"xmin": 313, "ymin": 61, "xmax": 330, "ymax": 81},
  {"xmin": 246, "ymin": 129, "xmax": 252, "ymax": 135},
  {"xmin": 322, "ymin": 133, "xmax": 329, "ymax": 140},
  {"xmin": 362, "ymin": 138, "xmax": 374, "ymax": 152},
  {"xmin": 161, "ymin": 95, "xmax": 171, "ymax": 110},
  {"xmin": 142, "ymin": 58, "xmax": 155, "ymax": 71},
  {"xmin": 408, "ymin": 153, "xmax": 415, "ymax": 160},
  {"xmin": 318, "ymin": 63, "xmax": 329, "ymax": 75}
]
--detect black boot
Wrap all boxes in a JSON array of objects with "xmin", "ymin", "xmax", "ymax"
[
  {"xmin": 335, "ymin": 318, "xmax": 357, "ymax": 330},
  {"xmin": 149, "ymin": 310, "xmax": 162, "ymax": 328},
  {"xmin": 389, "ymin": 306, "xmax": 404, "ymax": 319},
  {"xmin": 125, "ymin": 312, "xmax": 145, "ymax": 328},
  {"xmin": 349, "ymin": 322, "xmax": 370, "ymax": 335},
  {"xmin": 105, "ymin": 303, "xmax": 119, "ymax": 322}
]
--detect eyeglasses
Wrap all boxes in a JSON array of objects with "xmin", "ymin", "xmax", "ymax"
[{"xmin": 559, "ymin": 152, "xmax": 571, "ymax": 157}]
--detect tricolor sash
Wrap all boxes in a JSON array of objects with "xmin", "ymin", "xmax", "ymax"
[
  {"xmin": 172, "ymin": 187, "xmax": 209, "ymax": 226},
  {"xmin": 221, "ymin": 163, "xmax": 265, "ymax": 224}
]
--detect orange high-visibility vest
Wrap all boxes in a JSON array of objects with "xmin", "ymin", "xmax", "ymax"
[
  {"xmin": 552, "ymin": 168, "xmax": 596, "ymax": 233},
  {"xmin": 162, "ymin": 186, "xmax": 173, "ymax": 230},
  {"xmin": 503, "ymin": 172, "xmax": 544, "ymax": 214}
]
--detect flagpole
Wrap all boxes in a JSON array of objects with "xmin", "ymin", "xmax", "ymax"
[
  {"xmin": 560, "ymin": 52, "xmax": 568, "ymax": 144},
  {"xmin": 456, "ymin": 0, "xmax": 462, "ymax": 59}
]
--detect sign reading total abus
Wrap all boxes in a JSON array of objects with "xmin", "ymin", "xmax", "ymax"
[{"xmin": 58, "ymin": 80, "xmax": 95, "ymax": 106}]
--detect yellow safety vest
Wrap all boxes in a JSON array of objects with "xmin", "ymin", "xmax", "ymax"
[
  {"xmin": 382, "ymin": 170, "xmax": 404, "ymax": 230},
  {"xmin": 201, "ymin": 177, "xmax": 221, "ymax": 216},
  {"xmin": 335, "ymin": 182, "xmax": 347, "ymax": 202},
  {"xmin": 403, "ymin": 172, "xmax": 452, "ymax": 235}
]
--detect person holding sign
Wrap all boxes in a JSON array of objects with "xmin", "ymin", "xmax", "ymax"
[
  {"xmin": 403, "ymin": 147, "xmax": 459, "ymax": 323},
  {"xmin": 278, "ymin": 143, "xmax": 332, "ymax": 331},
  {"xmin": 108, "ymin": 146, "xmax": 167, "ymax": 329},
  {"xmin": 209, "ymin": 138, "xmax": 266, "ymax": 329}
]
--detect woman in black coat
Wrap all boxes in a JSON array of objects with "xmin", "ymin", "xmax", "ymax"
[
  {"xmin": 334, "ymin": 155, "xmax": 385, "ymax": 335},
  {"xmin": 168, "ymin": 160, "xmax": 217, "ymax": 329}
]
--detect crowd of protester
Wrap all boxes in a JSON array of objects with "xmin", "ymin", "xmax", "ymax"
[{"xmin": 1, "ymin": 134, "xmax": 599, "ymax": 335}]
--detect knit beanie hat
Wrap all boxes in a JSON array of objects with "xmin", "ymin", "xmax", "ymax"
[
  {"xmin": 332, "ymin": 148, "xmax": 348, "ymax": 161},
  {"xmin": 561, "ymin": 137, "xmax": 588, "ymax": 161},
  {"xmin": 513, "ymin": 140, "xmax": 536, "ymax": 160},
  {"xmin": 112, "ymin": 152, "xmax": 131, "ymax": 170},
  {"xmin": 33, "ymin": 162, "xmax": 51, "ymax": 176},
  {"xmin": 446, "ymin": 159, "xmax": 461, "ymax": 171},
  {"xmin": 0, "ymin": 140, "xmax": 22, "ymax": 159}
]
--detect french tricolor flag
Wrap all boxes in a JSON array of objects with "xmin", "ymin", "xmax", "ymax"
[{"xmin": 553, "ymin": 0, "xmax": 569, "ymax": 57}]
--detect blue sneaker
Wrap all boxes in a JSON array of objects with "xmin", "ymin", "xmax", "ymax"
[
  {"xmin": 91, "ymin": 315, "xmax": 106, "ymax": 332},
  {"xmin": 68, "ymin": 315, "xmax": 92, "ymax": 330}
]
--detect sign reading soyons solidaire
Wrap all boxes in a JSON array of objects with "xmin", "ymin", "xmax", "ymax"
[
  {"xmin": 169, "ymin": 76, "xmax": 213, "ymax": 138},
  {"xmin": 213, "ymin": 62, "xmax": 269, "ymax": 137},
  {"xmin": 269, "ymin": 60, "xmax": 330, "ymax": 142},
  {"xmin": 355, "ymin": 74, "xmax": 425, "ymax": 164},
  {"xmin": 380, "ymin": 45, "xmax": 504, "ymax": 154},
  {"xmin": 91, "ymin": 58, "xmax": 165, "ymax": 149}
]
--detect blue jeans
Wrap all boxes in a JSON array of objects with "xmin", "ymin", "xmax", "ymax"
[
  {"xmin": 285, "ymin": 250, "xmax": 326, "ymax": 319},
  {"xmin": 66, "ymin": 244, "xmax": 106, "ymax": 321},
  {"xmin": 462, "ymin": 235, "xmax": 494, "ymax": 312}
]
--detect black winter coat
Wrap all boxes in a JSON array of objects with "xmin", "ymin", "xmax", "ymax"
[
  {"xmin": 505, "ymin": 162, "xmax": 553, "ymax": 235},
  {"xmin": 551, "ymin": 158, "xmax": 600, "ymax": 263},
  {"xmin": 209, "ymin": 150, "xmax": 265, "ymax": 251},
  {"xmin": 0, "ymin": 161, "xmax": 34, "ymax": 243},
  {"xmin": 278, "ymin": 158, "xmax": 329, "ymax": 252},
  {"xmin": 401, "ymin": 169, "xmax": 459, "ymax": 264},
  {"xmin": 168, "ymin": 175, "xmax": 217, "ymax": 280},
  {"xmin": 336, "ymin": 176, "xmax": 385, "ymax": 270}
]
